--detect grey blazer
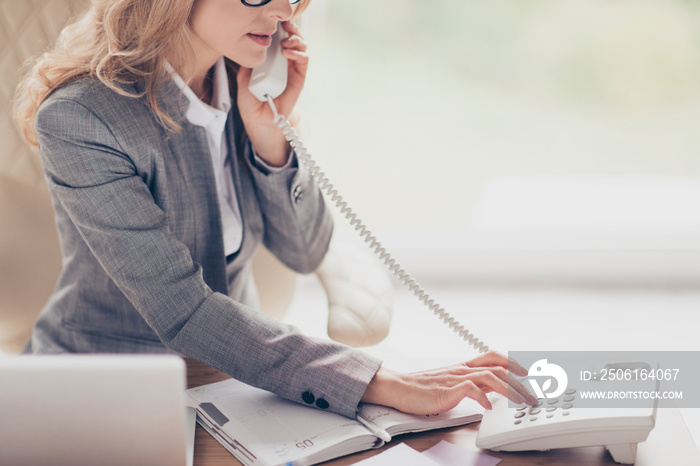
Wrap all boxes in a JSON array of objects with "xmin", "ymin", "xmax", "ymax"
[{"xmin": 27, "ymin": 77, "xmax": 381, "ymax": 419}]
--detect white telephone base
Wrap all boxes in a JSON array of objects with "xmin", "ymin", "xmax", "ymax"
[{"xmin": 476, "ymin": 393, "xmax": 656, "ymax": 464}]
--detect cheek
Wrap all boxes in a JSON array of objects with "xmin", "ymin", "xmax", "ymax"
[
  {"xmin": 190, "ymin": 0, "xmax": 264, "ymax": 66},
  {"xmin": 191, "ymin": 2, "xmax": 239, "ymax": 44}
]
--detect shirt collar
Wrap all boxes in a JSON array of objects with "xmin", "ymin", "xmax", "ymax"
[{"xmin": 164, "ymin": 58, "xmax": 231, "ymax": 128}]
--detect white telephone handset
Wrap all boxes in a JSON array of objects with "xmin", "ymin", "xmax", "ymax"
[
  {"xmin": 249, "ymin": 23, "xmax": 656, "ymax": 465},
  {"xmin": 248, "ymin": 26, "xmax": 288, "ymax": 102}
]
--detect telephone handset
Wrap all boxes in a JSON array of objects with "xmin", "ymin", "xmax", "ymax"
[
  {"xmin": 248, "ymin": 26, "xmax": 288, "ymax": 102},
  {"xmin": 249, "ymin": 24, "xmax": 489, "ymax": 354},
  {"xmin": 249, "ymin": 25, "xmax": 656, "ymax": 464}
]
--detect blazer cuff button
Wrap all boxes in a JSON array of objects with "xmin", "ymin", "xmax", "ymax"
[
  {"xmin": 315, "ymin": 398, "xmax": 329, "ymax": 410},
  {"xmin": 302, "ymin": 391, "xmax": 315, "ymax": 404}
]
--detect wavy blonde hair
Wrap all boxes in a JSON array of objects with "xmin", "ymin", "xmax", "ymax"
[{"xmin": 14, "ymin": 0, "xmax": 310, "ymax": 147}]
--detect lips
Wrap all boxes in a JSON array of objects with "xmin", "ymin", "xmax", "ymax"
[{"xmin": 246, "ymin": 33, "xmax": 272, "ymax": 47}]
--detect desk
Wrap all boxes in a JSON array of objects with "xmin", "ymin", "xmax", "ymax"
[{"xmin": 186, "ymin": 359, "xmax": 700, "ymax": 466}]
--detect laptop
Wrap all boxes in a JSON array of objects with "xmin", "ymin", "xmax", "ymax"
[{"xmin": 0, "ymin": 354, "xmax": 196, "ymax": 466}]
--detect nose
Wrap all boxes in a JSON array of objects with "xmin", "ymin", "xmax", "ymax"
[{"xmin": 267, "ymin": 0, "xmax": 293, "ymax": 22}]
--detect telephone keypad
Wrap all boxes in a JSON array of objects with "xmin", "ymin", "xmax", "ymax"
[{"xmin": 512, "ymin": 390, "xmax": 577, "ymax": 425}]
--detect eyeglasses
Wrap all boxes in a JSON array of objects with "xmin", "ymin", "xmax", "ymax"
[{"xmin": 242, "ymin": 0, "xmax": 301, "ymax": 6}]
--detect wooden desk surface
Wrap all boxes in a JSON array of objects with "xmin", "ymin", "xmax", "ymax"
[{"xmin": 186, "ymin": 359, "xmax": 700, "ymax": 466}]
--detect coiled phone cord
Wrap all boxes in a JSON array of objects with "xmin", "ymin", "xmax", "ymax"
[{"xmin": 265, "ymin": 95, "xmax": 489, "ymax": 354}]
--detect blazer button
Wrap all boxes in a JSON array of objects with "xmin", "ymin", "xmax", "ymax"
[
  {"xmin": 316, "ymin": 398, "xmax": 329, "ymax": 410},
  {"xmin": 293, "ymin": 185, "xmax": 303, "ymax": 204},
  {"xmin": 302, "ymin": 391, "xmax": 315, "ymax": 404}
]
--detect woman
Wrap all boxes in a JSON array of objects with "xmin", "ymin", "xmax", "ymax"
[{"xmin": 14, "ymin": 0, "xmax": 536, "ymax": 419}]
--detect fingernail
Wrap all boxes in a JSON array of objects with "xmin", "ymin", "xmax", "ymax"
[{"xmin": 485, "ymin": 400, "xmax": 493, "ymax": 410}]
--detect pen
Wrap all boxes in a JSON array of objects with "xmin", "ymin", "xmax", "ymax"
[{"xmin": 356, "ymin": 411, "xmax": 392, "ymax": 443}]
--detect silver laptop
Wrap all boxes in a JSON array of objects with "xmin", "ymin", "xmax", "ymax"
[{"xmin": 0, "ymin": 354, "xmax": 196, "ymax": 466}]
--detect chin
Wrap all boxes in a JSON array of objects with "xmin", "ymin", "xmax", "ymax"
[
  {"xmin": 230, "ymin": 50, "xmax": 267, "ymax": 69},
  {"xmin": 249, "ymin": 51, "xmax": 268, "ymax": 68}
]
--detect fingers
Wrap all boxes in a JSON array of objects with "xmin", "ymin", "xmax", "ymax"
[
  {"xmin": 466, "ymin": 350, "xmax": 528, "ymax": 377},
  {"xmin": 463, "ymin": 352, "xmax": 537, "ymax": 405},
  {"xmin": 281, "ymin": 20, "xmax": 301, "ymax": 39},
  {"xmin": 280, "ymin": 23, "xmax": 308, "ymax": 74},
  {"xmin": 281, "ymin": 49, "xmax": 309, "ymax": 66},
  {"xmin": 280, "ymin": 21, "xmax": 306, "ymax": 53},
  {"xmin": 281, "ymin": 34, "xmax": 306, "ymax": 53},
  {"xmin": 458, "ymin": 381, "xmax": 492, "ymax": 411},
  {"xmin": 482, "ymin": 367, "xmax": 538, "ymax": 405}
]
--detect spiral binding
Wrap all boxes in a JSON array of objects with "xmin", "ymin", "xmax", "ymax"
[{"xmin": 264, "ymin": 96, "xmax": 489, "ymax": 353}]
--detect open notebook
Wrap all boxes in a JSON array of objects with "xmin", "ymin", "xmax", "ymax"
[{"xmin": 186, "ymin": 378, "xmax": 483, "ymax": 466}]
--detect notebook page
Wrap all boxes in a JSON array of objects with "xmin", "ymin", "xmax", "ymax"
[
  {"xmin": 190, "ymin": 379, "xmax": 375, "ymax": 465},
  {"xmin": 359, "ymin": 398, "xmax": 483, "ymax": 436}
]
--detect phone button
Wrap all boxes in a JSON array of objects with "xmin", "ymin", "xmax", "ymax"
[
  {"xmin": 562, "ymin": 403, "xmax": 574, "ymax": 410},
  {"xmin": 514, "ymin": 412, "xmax": 526, "ymax": 419},
  {"xmin": 546, "ymin": 407, "xmax": 557, "ymax": 412},
  {"xmin": 565, "ymin": 388, "xmax": 576, "ymax": 395}
]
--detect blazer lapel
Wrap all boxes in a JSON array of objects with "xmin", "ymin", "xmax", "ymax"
[{"xmin": 158, "ymin": 81, "xmax": 229, "ymax": 295}]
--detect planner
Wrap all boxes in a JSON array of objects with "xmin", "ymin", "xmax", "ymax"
[{"xmin": 186, "ymin": 378, "xmax": 483, "ymax": 466}]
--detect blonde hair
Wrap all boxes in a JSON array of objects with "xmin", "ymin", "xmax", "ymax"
[{"xmin": 14, "ymin": 0, "xmax": 311, "ymax": 147}]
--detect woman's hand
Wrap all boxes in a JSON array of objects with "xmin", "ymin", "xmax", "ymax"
[
  {"xmin": 236, "ymin": 21, "xmax": 308, "ymax": 167},
  {"xmin": 360, "ymin": 351, "xmax": 539, "ymax": 414}
]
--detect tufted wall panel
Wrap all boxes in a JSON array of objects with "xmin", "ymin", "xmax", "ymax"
[
  {"xmin": 0, "ymin": 0, "xmax": 88, "ymax": 352},
  {"xmin": 0, "ymin": 0, "xmax": 88, "ymax": 188}
]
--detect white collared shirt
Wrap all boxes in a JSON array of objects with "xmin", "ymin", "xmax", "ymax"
[{"xmin": 166, "ymin": 58, "xmax": 288, "ymax": 256}]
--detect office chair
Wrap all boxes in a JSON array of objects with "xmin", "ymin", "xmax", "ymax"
[{"xmin": 0, "ymin": 0, "xmax": 392, "ymax": 354}]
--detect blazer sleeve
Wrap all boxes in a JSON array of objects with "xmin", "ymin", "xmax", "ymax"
[
  {"xmin": 245, "ymin": 140, "xmax": 333, "ymax": 274},
  {"xmin": 36, "ymin": 97, "xmax": 381, "ymax": 419}
]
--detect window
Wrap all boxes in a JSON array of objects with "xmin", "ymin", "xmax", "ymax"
[{"xmin": 302, "ymin": 0, "xmax": 700, "ymax": 233}]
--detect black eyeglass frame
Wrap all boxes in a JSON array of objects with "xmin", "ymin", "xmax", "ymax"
[{"xmin": 241, "ymin": 0, "xmax": 301, "ymax": 7}]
